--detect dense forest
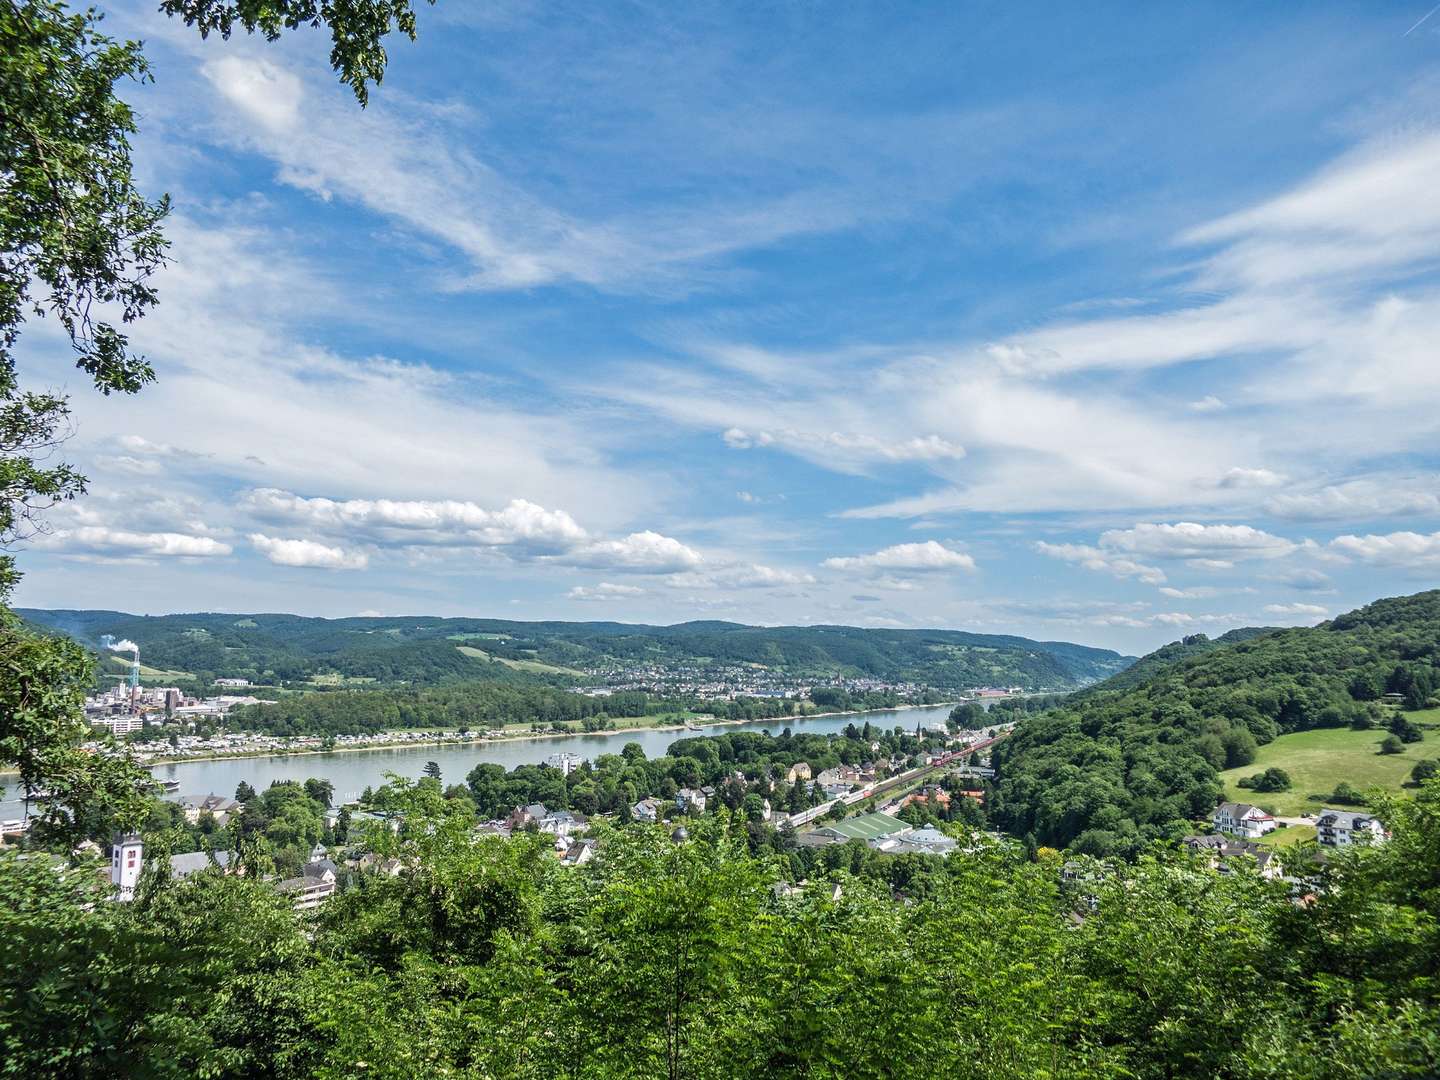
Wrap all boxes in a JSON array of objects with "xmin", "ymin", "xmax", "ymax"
[
  {"xmin": 992, "ymin": 590, "xmax": 1440, "ymax": 855},
  {"xmin": 6, "ymin": 776, "xmax": 1439, "ymax": 1078},
  {"xmin": 20, "ymin": 609, "xmax": 1133, "ymax": 690},
  {"xmin": 228, "ymin": 684, "xmax": 806, "ymax": 737}
]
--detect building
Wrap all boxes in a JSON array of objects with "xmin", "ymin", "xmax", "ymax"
[
  {"xmin": 176, "ymin": 793, "xmax": 242, "ymax": 826},
  {"xmin": 561, "ymin": 839, "xmax": 597, "ymax": 866},
  {"xmin": 676, "ymin": 787, "xmax": 708, "ymax": 813},
  {"xmin": 1316, "ymin": 808, "xmax": 1387, "ymax": 847},
  {"xmin": 112, "ymin": 834, "xmax": 236, "ymax": 900},
  {"xmin": 873, "ymin": 827, "xmax": 957, "ymax": 857},
  {"xmin": 801, "ymin": 811, "xmax": 910, "ymax": 848},
  {"xmin": 1182, "ymin": 834, "xmax": 1280, "ymax": 879},
  {"xmin": 538, "ymin": 810, "xmax": 586, "ymax": 838},
  {"xmin": 91, "ymin": 715, "xmax": 146, "ymax": 736},
  {"xmin": 631, "ymin": 797, "xmax": 663, "ymax": 824},
  {"xmin": 168, "ymin": 849, "xmax": 236, "ymax": 880},
  {"xmin": 111, "ymin": 834, "xmax": 144, "ymax": 901},
  {"xmin": 1212, "ymin": 802, "xmax": 1277, "ymax": 839},
  {"xmin": 277, "ymin": 858, "xmax": 337, "ymax": 911},
  {"xmin": 507, "ymin": 803, "xmax": 550, "ymax": 829},
  {"xmin": 786, "ymin": 762, "xmax": 813, "ymax": 783},
  {"xmin": 214, "ymin": 678, "xmax": 251, "ymax": 688},
  {"xmin": 544, "ymin": 752, "xmax": 584, "ymax": 776}
]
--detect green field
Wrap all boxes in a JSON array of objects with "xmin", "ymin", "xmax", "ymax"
[
  {"xmin": 1219, "ymin": 723, "xmax": 1433, "ymax": 816},
  {"xmin": 1255, "ymin": 824, "xmax": 1316, "ymax": 848}
]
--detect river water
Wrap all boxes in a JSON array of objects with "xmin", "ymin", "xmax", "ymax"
[{"xmin": 2, "ymin": 704, "xmax": 961, "ymax": 816}]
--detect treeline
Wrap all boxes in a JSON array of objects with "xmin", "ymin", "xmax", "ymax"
[
  {"xmin": 992, "ymin": 590, "xmax": 1440, "ymax": 855},
  {"xmin": 228, "ymin": 682, "xmax": 807, "ymax": 737},
  {"xmin": 462, "ymin": 724, "xmax": 950, "ymax": 819},
  {"xmin": 6, "ymin": 779, "xmax": 1439, "ymax": 1077}
]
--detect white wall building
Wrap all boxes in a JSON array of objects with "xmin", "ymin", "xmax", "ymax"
[
  {"xmin": 1212, "ymin": 802, "xmax": 1278, "ymax": 839},
  {"xmin": 111, "ymin": 833, "xmax": 144, "ymax": 901},
  {"xmin": 1316, "ymin": 808, "xmax": 1387, "ymax": 847}
]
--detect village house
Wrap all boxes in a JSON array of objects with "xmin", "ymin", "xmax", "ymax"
[
  {"xmin": 676, "ymin": 787, "xmax": 708, "ymax": 813},
  {"xmin": 631, "ymin": 797, "xmax": 663, "ymax": 823},
  {"xmin": 786, "ymin": 762, "xmax": 813, "ymax": 783},
  {"xmin": 1212, "ymin": 802, "xmax": 1277, "ymax": 839},
  {"xmin": 561, "ymin": 838, "xmax": 597, "ymax": 867},
  {"xmin": 1182, "ymin": 834, "xmax": 1281, "ymax": 879},
  {"xmin": 176, "ymin": 793, "xmax": 243, "ymax": 826},
  {"xmin": 277, "ymin": 857, "xmax": 338, "ymax": 911},
  {"xmin": 1316, "ymin": 808, "xmax": 1387, "ymax": 847},
  {"xmin": 507, "ymin": 803, "xmax": 551, "ymax": 830},
  {"xmin": 538, "ymin": 810, "xmax": 586, "ymax": 838}
]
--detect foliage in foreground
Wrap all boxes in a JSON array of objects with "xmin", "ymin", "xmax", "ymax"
[{"xmin": 3, "ymin": 779, "xmax": 1440, "ymax": 1079}]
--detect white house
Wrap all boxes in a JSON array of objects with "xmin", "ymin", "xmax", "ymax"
[
  {"xmin": 1316, "ymin": 808, "xmax": 1387, "ymax": 847},
  {"xmin": 676, "ymin": 787, "xmax": 708, "ymax": 813},
  {"xmin": 631, "ymin": 798, "xmax": 662, "ymax": 823},
  {"xmin": 278, "ymin": 859, "xmax": 337, "ymax": 911},
  {"xmin": 1212, "ymin": 802, "xmax": 1277, "ymax": 839},
  {"xmin": 538, "ymin": 810, "xmax": 586, "ymax": 838}
]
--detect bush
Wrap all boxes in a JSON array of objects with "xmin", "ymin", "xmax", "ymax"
[
  {"xmin": 1380, "ymin": 734, "xmax": 1406, "ymax": 755},
  {"xmin": 1329, "ymin": 782, "xmax": 1366, "ymax": 806},
  {"xmin": 1410, "ymin": 759, "xmax": 1439, "ymax": 785},
  {"xmin": 1238, "ymin": 766, "xmax": 1291, "ymax": 793}
]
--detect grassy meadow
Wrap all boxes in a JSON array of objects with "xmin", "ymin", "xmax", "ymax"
[{"xmin": 1218, "ymin": 720, "xmax": 1435, "ymax": 816}]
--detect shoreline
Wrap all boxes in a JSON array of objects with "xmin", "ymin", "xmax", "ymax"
[{"xmin": 125, "ymin": 701, "xmax": 961, "ymax": 770}]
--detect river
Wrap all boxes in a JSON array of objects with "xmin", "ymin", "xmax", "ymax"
[{"xmin": 2, "ymin": 704, "xmax": 963, "ymax": 816}]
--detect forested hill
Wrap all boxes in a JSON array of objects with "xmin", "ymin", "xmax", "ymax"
[
  {"xmin": 1076, "ymin": 625, "xmax": 1279, "ymax": 696},
  {"xmin": 19, "ymin": 609, "xmax": 1132, "ymax": 690},
  {"xmin": 991, "ymin": 589, "xmax": 1440, "ymax": 856}
]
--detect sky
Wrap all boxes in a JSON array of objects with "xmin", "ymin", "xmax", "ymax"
[{"xmin": 15, "ymin": 1, "xmax": 1440, "ymax": 653}]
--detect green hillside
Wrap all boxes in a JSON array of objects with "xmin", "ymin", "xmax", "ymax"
[
  {"xmin": 1217, "ymin": 725, "xmax": 1434, "ymax": 816},
  {"xmin": 18, "ymin": 608, "xmax": 1132, "ymax": 691},
  {"xmin": 991, "ymin": 589, "xmax": 1440, "ymax": 855}
]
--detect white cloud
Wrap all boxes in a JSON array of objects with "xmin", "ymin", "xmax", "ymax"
[
  {"xmin": 567, "ymin": 582, "xmax": 645, "ymax": 601},
  {"xmin": 41, "ymin": 527, "xmax": 233, "ymax": 559},
  {"xmin": 1099, "ymin": 522, "xmax": 1299, "ymax": 562},
  {"xmin": 206, "ymin": 57, "xmax": 303, "ymax": 133},
  {"xmin": 250, "ymin": 534, "xmax": 369, "ymax": 570},
  {"xmin": 1266, "ymin": 479, "xmax": 1440, "ymax": 522},
  {"xmin": 1158, "ymin": 586, "xmax": 1217, "ymax": 599},
  {"xmin": 1328, "ymin": 530, "xmax": 1440, "ymax": 567},
  {"xmin": 722, "ymin": 427, "xmax": 964, "ymax": 465},
  {"xmin": 666, "ymin": 564, "xmax": 816, "ymax": 590},
  {"xmin": 1189, "ymin": 396, "xmax": 1226, "ymax": 412},
  {"xmin": 823, "ymin": 541, "xmax": 976, "ymax": 574},
  {"xmin": 1033, "ymin": 541, "xmax": 1166, "ymax": 586},
  {"xmin": 561, "ymin": 531, "xmax": 704, "ymax": 573},
  {"xmin": 243, "ymin": 490, "xmax": 589, "ymax": 551}
]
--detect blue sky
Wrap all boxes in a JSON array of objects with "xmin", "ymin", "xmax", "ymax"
[{"xmin": 16, "ymin": 1, "xmax": 1440, "ymax": 652}]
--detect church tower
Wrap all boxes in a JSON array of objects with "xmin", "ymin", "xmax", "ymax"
[{"xmin": 111, "ymin": 833, "xmax": 143, "ymax": 901}]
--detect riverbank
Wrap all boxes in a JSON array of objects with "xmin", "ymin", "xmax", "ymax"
[{"xmin": 127, "ymin": 701, "xmax": 959, "ymax": 769}]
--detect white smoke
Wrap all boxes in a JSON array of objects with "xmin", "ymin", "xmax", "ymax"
[{"xmin": 101, "ymin": 636, "xmax": 139, "ymax": 654}]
